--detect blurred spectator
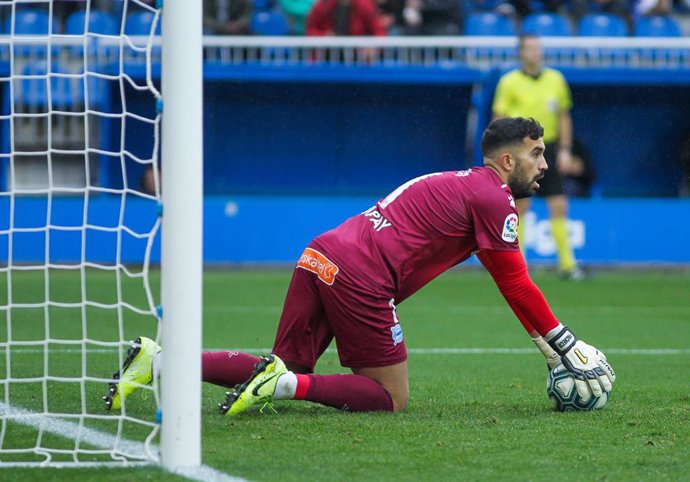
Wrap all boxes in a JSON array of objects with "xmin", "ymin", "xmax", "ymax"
[
  {"xmin": 494, "ymin": 0, "xmax": 563, "ymax": 19},
  {"xmin": 634, "ymin": 0, "xmax": 671, "ymax": 16},
  {"xmin": 18, "ymin": 0, "xmax": 116, "ymax": 30},
  {"xmin": 306, "ymin": 0, "xmax": 387, "ymax": 35},
  {"xmin": 52, "ymin": 1, "xmax": 84, "ymax": 28},
  {"xmin": 401, "ymin": 0, "xmax": 463, "ymax": 35},
  {"xmin": 140, "ymin": 165, "xmax": 160, "ymax": 196},
  {"xmin": 494, "ymin": 0, "xmax": 631, "ymax": 24},
  {"xmin": 571, "ymin": 0, "xmax": 632, "ymax": 23},
  {"xmin": 562, "ymin": 139, "xmax": 596, "ymax": 198},
  {"xmin": 204, "ymin": 0, "xmax": 253, "ymax": 35},
  {"xmin": 375, "ymin": 0, "xmax": 405, "ymax": 34},
  {"xmin": 281, "ymin": 0, "xmax": 319, "ymax": 34}
]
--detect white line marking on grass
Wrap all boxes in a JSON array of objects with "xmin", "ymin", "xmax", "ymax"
[
  {"xmin": 0, "ymin": 403, "xmax": 247, "ymax": 482},
  {"xmin": 213, "ymin": 347, "xmax": 690, "ymax": 356},
  {"xmin": 2, "ymin": 347, "xmax": 689, "ymax": 355},
  {"xmin": 404, "ymin": 347, "xmax": 690, "ymax": 355},
  {"xmin": 209, "ymin": 305, "xmax": 690, "ymax": 315}
]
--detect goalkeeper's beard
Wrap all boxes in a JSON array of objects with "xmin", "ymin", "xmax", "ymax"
[{"xmin": 508, "ymin": 160, "xmax": 540, "ymax": 200}]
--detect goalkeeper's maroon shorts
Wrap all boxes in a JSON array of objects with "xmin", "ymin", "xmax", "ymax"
[{"xmin": 272, "ymin": 248, "xmax": 407, "ymax": 371}]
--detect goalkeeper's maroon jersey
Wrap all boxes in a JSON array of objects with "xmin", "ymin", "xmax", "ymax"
[{"xmin": 310, "ymin": 167, "xmax": 520, "ymax": 302}]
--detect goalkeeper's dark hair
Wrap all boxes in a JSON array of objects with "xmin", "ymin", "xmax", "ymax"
[{"xmin": 480, "ymin": 117, "xmax": 544, "ymax": 157}]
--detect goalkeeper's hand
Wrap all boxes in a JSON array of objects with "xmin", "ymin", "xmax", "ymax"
[
  {"xmin": 545, "ymin": 325, "xmax": 616, "ymax": 399},
  {"xmin": 531, "ymin": 335, "xmax": 561, "ymax": 370}
]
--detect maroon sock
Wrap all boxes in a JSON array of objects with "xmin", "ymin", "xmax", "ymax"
[
  {"xmin": 201, "ymin": 351, "xmax": 260, "ymax": 388},
  {"xmin": 295, "ymin": 373, "xmax": 394, "ymax": 412}
]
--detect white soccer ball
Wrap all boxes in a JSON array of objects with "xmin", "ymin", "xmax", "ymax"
[{"xmin": 546, "ymin": 363, "xmax": 608, "ymax": 412}]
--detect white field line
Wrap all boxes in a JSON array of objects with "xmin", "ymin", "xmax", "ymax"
[
  {"xmin": 207, "ymin": 305, "xmax": 690, "ymax": 315},
  {"xmin": 0, "ymin": 403, "xmax": 247, "ymax": 482},
  {"xmin": 220, "ymin": 347, "xmax": 690, "ymax": 355},
  {"xmin": 1, "ymin": 347, "xmax": 688, "ymax": 355}
]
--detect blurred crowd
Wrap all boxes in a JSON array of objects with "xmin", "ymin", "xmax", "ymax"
[
  {"xmin": 200, "ymin": 0, "xmax": 690, "ymax": 36},
  {"xmin": 2, "ymin": 0, "xmax": 687, "ymax": 37}
]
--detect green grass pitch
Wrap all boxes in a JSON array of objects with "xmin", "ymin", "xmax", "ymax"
[{"xmin": 1, "ymin": 267, "xmax": 689, "ymax": 481}]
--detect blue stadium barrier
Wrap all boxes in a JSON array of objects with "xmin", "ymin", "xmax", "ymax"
[
  {"xmin": 19, "ymin": 62, "xmax": 75, "ymax": 108},
  {"xmin": 1, "ymin": 196, "xmax": 689, "ymax": 265}
]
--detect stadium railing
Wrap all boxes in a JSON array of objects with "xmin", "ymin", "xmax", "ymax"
[
  {"xmin": 1, "ymin": 35, "xmax": 689, "ymax": 75},
  {"xmin": 198, "ymin": 36, "xmax": 690, "ymax": 70}
]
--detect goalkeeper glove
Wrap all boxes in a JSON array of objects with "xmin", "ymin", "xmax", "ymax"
[
  {"xmin": 545, "ymin": 324, "xmax": 616, "ymax": 399},
  {"xmin": 531, "ymin": 335, "xmax": 561, "ymax": 370}
]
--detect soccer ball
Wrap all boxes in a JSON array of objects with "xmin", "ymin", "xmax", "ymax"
[{"xmin": 546, "ymin": 363, "xmax": 608, "ymax": 412}]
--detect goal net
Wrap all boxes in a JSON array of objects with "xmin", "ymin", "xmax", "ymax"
[{"xmin": 0, "ymin": 0, "xmax": 165, "ymax": 466}]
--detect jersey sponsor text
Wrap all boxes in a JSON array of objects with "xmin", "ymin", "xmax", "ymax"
[
  {"xmin": 297, "ymin": 247, "xmax": 339, "ymax": 285},
  {"xmin": 363, "ymin": 206, "xmax": 392, "ymax": 232}
]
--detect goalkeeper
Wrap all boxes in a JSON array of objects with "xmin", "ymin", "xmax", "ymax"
[{"xmin": 105, "ymin": 117, "xmax": 615, "ymax": 415}]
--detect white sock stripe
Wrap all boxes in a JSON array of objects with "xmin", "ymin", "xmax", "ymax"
[{"xmin": 273, "ymin": 371, "xmax": 298, "ymax": 400}]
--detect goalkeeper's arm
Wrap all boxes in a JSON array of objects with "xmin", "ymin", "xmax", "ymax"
[{"xmin": 476, "ymin": 249, "xmax": 616, "ymax": 396}]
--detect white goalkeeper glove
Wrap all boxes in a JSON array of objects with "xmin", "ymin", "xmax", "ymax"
[
  {"xmin": 531, "ymin": 335, "xmax": 561, "ymax": 369},
  {"xmin": 545, "ymin": 325, "xmax": 616, "ymax": 399}
]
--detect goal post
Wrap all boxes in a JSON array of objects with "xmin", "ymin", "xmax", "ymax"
[
  {"xmin": 0, "ymin": 0, "xmax": 203, "ymax": 469},
  {"xmin": 160, "ymin": 0, "xmax": 203, "ymax": 470}
]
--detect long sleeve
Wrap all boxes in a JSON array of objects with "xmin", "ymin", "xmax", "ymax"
[{"xmin": 476, "ymin": 249, "xmax": 560, "ymax": 336}]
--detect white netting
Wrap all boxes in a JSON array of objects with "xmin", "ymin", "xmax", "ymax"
[{"xmin": 0, "ymin": 0, "xmax": 162, "ymax": 466}]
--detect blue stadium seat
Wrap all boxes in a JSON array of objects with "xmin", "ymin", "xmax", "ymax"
[
  {"xmin": 125, "ymin": 11, "xmax": 161, "ymax": 36},
  {"xmin": 3, "ymin": 9, "xmax": 55, "ymax": 35},
  {"xmin": 251, "ymin": 10, "xmax": 290, "ymax": 35},
  {"xmin": 124, "ymin": 11, "xmax": 161, "ymax": 66},
  {"xmin": 65, "ymin": 10, "xmax": 119, "ymax": 65},
  {"xmin": 521, "ymin": 12, "xmax": 573, "ymax": 36},
  {"xmin": 634, "ymin": 16, "xmax": 684, "ymax": 65},
  {"xmin": 3, "ymin": 9, "xmax": 59, "ymax": 58},
  {"xmin": 634, "ymin": 15, "xmax": 682, "ymax": 37},
  {"xmin": 578, "ymin": 13, "xmax": 628, "ymax": 36},
  {"xmin": 465, "ymin": 12, "xmax": 516, "ymax": 36},
  {"xmin": 464, "ymin": 12, "xmax": 516, "ymax": 62},
  {"xmin": 65, "ymin": 10, "xmax": 118, "ymax": 36}
]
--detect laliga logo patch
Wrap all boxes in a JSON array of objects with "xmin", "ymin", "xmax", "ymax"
[{"xmin": 501, "ymin": 213, "xmax": 519, "ymax": 243}]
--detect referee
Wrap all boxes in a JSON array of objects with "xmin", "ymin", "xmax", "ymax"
[{"xmin": 492, "ymin": 34, "xmax": 584, "ymax": 280}]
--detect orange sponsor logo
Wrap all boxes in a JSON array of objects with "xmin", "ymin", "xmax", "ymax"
[{"xmin": 297, "ymin": 248, "xmax": 339, "ymax": 285}]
